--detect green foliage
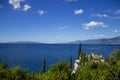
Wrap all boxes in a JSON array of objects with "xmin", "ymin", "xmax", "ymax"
[
  {"xmin": 77, "ymin": 43, "xmax": 86, "ymax": 66},
  {"xmin": 107, "ymin": 48, "xmax": 120, "ymax": 80},
  {"xmin": 106, "ymin": 48, "xmax": 120, "ymax": 80},
  {"xmin": 80, "ymin": 51, "xmax": 86, "ymax": 66},
  {"xmin": 0, "ymin": 62, "xmax": 31, "ymax": 80},
  {"xmin": 38, "ymin": 60, "xmax": 72, "ymax": 80},
  {"xmin": 108, "ymin": 48, "xmax": 120, "ymax": 64},
  {"xmin": 9, "ymin": 66, "xmax": 29, "ymax": 80},
  {"xmin": 0, "ymin": 61, "xmax": 8, "ymax": 69},
  {"xmin": 0, "ymin": 61, "xmax": 9, "ymax": 80},
  {"xmin": 30, "ymin": 72, "xmax": 39, "ymax": 80},
  {"xmin": 44, "ymin": 60, "xmax": 72, "ymax": 80},
  {"xmin": 76, "ymin": 61, "xmax": 108, "ymax": 80}
]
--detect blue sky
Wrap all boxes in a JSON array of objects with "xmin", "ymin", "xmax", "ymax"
[{"xmin": 0, "ymin": 0, "xmax": 120, "ymax": 43}]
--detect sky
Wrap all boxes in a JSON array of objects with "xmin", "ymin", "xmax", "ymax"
[{"xmin": 0, "ymin": 0, "xmax": 120, "ymax": 43}]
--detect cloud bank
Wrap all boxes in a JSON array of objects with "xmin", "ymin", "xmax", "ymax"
[
  {"xmin": 9, "ymin": 0, "xmax": 31, "ymax": 11},
  {"xmin": 9, "ymin": 0, "xmax": 24, "ymax": 9}
]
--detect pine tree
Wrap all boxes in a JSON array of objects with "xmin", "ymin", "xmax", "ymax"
[
  {"xmin": 41, "ymin": 57, "xmax": 46, "ymax": 73},
  {"xmin": 70, "ymin": 54, "xmax": 72, "ymax": 69},
  {"xmin": 78, "ymin": 43, "xmax": 81, "ymax": 59}
]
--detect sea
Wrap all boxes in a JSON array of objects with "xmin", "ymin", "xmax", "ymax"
[{"xmin": 0, "ymin": 43, "xmax": 120, "ymax": 72}]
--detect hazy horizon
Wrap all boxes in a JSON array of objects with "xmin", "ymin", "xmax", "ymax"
[{"xmin": 0, "ymin": 36, "xmax": 119, "ymax": 44}]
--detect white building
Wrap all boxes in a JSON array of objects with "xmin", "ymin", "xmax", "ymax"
[{"xmin": 71, "ymin": 59, "xmax": 80, "ymax": 74}]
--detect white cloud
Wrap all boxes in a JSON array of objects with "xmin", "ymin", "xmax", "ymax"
[
  {"xmin": 112, "ymin": 29, "xmax": 120, "ymax": 33},
  {"xmin": 0, "ymin": 5, "xmax": 4, "ymax": 8},
  {"xmin": 74, "ymin": 9, "xmax": 83, "ymax": 14},
  {"xmin": 66, "ymin": 0, "xmax": 78, "ymax": 2},
  {"xmin": 9, "ymin": 0, "xmax": 31, "ymax": 11},
  {"xmin": 114, "ymin": 9, "xmax": 120, "ymax": 14},
  {"xmin": 58, "ymin": 26, "xmax": 70, "ymax": 30},
  {"xmin": 82, "ymin": 21, "xmax": 108, "ymax": 30},
  {"xmin": 9, "ymin": 0, "xmax": 24, "ymax": 9},
  {"xmin": 23, "ymin": 4, "xmax": 31, "ymax": 11},
  {"xmin": 38, "ymin": 10, "xmax": 47, "ymax": 16},
  {"xmin": 94, "ymin": 34, "xmax": 106, "ymax": 37},
  {"xmin": 91, "ymin": 14, "xmax": 109, "ymax": 18}
]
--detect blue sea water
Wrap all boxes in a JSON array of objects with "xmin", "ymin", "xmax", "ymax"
[{"xmin": 0, "ymin": 44, "xmax": 120, "ymax": 72}]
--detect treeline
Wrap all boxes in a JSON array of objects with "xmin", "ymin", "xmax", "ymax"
[{"xmin": 0, "ymin": 45, "xmax": 120, "ymax": 80}]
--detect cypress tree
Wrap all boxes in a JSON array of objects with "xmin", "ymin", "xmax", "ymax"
[
  {"xmin": 90, "ymin": 54, "xmax": 92, "ymax": 60},
  {"xmin": 83, "ymin": 52, "xmax": 86, "ymax": 65},
  {"xmin": 41, "ymin": 57, "xmax": 46, "ymax": 73},
  {"xmin": 70, "ymin": 54, "xmax": 72, "ymax": 69},
  {"xmin": 81, "ymin": 51, "xmax": 84, "ymax": 65},
  {"xmin": 78, "ymin": 43, "xmax": 81, "ymax": 59}
]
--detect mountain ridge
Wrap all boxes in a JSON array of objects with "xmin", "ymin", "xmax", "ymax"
[
  {"xmin": 67, "ymin": 36, "xmax": 120, "ymax": 44},
  {"xmin": 0, "ymin": 36, "xmax": 120, "ymax": 44}
]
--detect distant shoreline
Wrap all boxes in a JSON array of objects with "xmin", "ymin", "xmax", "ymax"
[{"xmin": 0, "ymin": 36, "xmax": 120, "ymax": 44}]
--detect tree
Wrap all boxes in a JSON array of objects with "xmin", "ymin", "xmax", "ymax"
[
  {"xmin": 70, "ymin": 54, "xmax": 72, "ymax": 69},
  {"xmin": 9, "ymin": 66, "xmax": 29, "ymax": 80},
  {"xmin": 108, "ymin": 48, "xmax": 120, "ymax": 65},
  {"xmin": 81, "ymin": 51, "xmax": 86, "ymax": 66},
  {"xmin": 40, "ymin": 57, "xmax": 46, "ymax": 73},
  {"xmin": 78, "ymin": 43, "xmax": 82, "ymax": 59},
  {"xmin": 107, "ymin": 48, "xmax": 120, "ymax": 80},
  {"xmin": 0, "ymin": 61, "xmax": 8, "ymax": 80},
  {"xmin": 30, "ymin": 71, "xmax": 39, "ymax": 80},
  {"xmin": 42, "ymin": 60, "xmax": 72, "ymax": 80},
  {"xmin": 76, "ymin": 60, "xmax": 108, "ymax": 80},
  {"xmin": 0, "ymin": 61, "xmax": 8, "ymax": 69}
]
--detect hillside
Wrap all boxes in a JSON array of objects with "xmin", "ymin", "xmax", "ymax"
[{"xmin": 68, "ymin": 36, "xmax": 120, "ymax": 44}]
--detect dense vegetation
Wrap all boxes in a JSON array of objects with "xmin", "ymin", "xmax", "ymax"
[{"xmin": 0, "ymin": 46, "xmax": 120, "ymax": 80}]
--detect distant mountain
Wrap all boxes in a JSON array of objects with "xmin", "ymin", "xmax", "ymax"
[
  {"xmin": 1, "ymin": 41, "xmax": 45, "ymax": 44},
  {"xmin": 16, "ymin": 41, "xmax": 43, "ymax": 44},
  {"xmin": 0, "ymin": 36, "xmax": 120, "ymax": 44},
  {"xmin": 68, "ymin": 36, "xmax": 120, "ymax": 44}
]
